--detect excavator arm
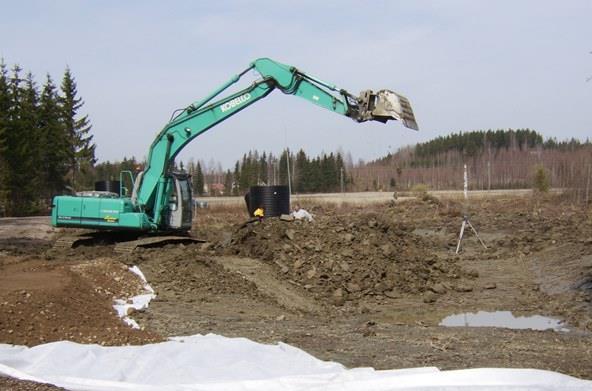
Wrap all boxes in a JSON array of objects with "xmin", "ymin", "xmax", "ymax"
[{"xmin": 136, "ymin": 58, "xmax": 418, "ymax": 227}]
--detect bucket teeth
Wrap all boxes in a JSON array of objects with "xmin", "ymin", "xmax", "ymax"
[
  {"xmin": 373, "ymin": 90, "xmax": 418, "ymax": 130},
  {"xmin": 355, "ymin": 89, "xmax": 418, "ymax": 130}
]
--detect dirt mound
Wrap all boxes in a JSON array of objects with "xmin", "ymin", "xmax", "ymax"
[
  {"xmin": 218, "ymin": 207, "xmax": 474, "ymax": 304},
  {"xmin": 0, "ymin": 257, "xmax": 162, "ymax": 347},
  {"xmin": 135, "ymin": 246, "xmax": 270, "ymax": 300}
]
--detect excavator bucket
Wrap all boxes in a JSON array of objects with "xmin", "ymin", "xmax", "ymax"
[
  {"xmin": 371, "ymin": 90, "xmax": 418, "ymax": 130},
  {"xmin": 357, "ymin": 89, "xmax": 418, "ymax": 130}
]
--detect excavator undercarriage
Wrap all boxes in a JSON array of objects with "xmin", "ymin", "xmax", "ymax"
[{"xmin": 53, "ymin": 231, "xmax": 203, "ymax": 254}]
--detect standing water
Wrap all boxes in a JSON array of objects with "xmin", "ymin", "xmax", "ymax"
[{"xmin": 439, "ymin": 311, "xmax": 568, "ymax": 332}]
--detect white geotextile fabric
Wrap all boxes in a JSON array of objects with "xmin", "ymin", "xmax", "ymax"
[
  {"xmin": 0, "ymin": 334, "xmax": 591, "ymax": 391},
  {"xmin": 112, "ymin": 266, "xmax": 156, "ymax": 329}
]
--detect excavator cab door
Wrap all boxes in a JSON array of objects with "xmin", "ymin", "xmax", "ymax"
[{"xmin": 165, "ymin": 172, "xmax": 193, "ymax": 231}]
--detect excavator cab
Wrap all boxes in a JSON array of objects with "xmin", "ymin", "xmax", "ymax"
[{"xmin": 165, "ymin": 172, "xmax": 193, "ymax": 231}]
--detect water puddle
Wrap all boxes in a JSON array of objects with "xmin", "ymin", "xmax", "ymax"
[{"xmin": 439, "ymin": 311, "xmax": 568, "ymax": 332}]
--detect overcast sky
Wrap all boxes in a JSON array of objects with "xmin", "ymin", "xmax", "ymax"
[{"xmin": 1, "ymin": 1, "xmax": 591, "ymax": 168}]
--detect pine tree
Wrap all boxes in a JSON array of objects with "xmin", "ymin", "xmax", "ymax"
[
  {"xmin": 38, "ymin": 74, "xmax": 69, "ymax": 201},
  {"xmin": 233, "ymin": 161, "xmax": 241, "ymax": 195},
  {"xmin": 5, "ymin": 65, "xmax": 26, "ymax": 214},
  {"xmin": 243, "ymin": 150, "xmax": 259, "ymax": 187},
  {"xmin": 308, "ymin": 157, "xmax": 322, "ymax": 192},
  {"xmin": 242, "ymin": 152, "xmax": 252, "ymax": 188},
  {"xmin": 238, "ymin": 154, "xmax": 249, "ymax": 190},
  {"xmin": 59, "ymin": 67, "xmax": 95, "ymax": 189},
  {"xmin": 0, "ymin": 66, "xmax": 43, "ymax": 214},
  {"xmin": 223, "ymin": 169, "xmax": 233, "ymax": 195},
  {"xmin": 18, "ymin": 73, "xmax": 42, "ymax": 210},
  {"xmin": 327, "ymin": 153, "xmax": 339, "ymax": 191},
  {"xmin": 195, "ymin": 162, "xmax": 204, "ymax": 195},
  {"xmin": 0, "ymin": 61, "xmax": 10, "ymax": 214},
  {"xmin": 533, "ymin": 165, "xmax": 550, "ymax": 193},
  {"xmin": 259, "ymin": 152, "xmax": 268, "ymax": 185},
  {"xmin": 294, "ymin": 149, "xmax": 308, "ymax": 193}
]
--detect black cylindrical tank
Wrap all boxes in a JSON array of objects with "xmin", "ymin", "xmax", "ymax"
[
  {"xmin": 94, "ymin": 180, "xmax": 121, "ymax": 195},
  {"xmin": 246, "ymin": 185, "xmax": 290, "ymax": 217}
]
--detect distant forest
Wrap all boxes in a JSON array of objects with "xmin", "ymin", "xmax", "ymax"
[
  {"xmin": 93, "ymin": 129, "xmax": 592, "ymax": 204},
  {"xmin": 353, "ymin": 129, "xmax": 591, "ymax": 202},
  {"xmin": 0, "ymin": 60, "xmax": 96, "ymax": 216}
]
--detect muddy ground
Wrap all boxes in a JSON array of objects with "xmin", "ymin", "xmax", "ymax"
[{"xmin": 1, "ymin": 195, "xmax": 591, "ymax": 389}]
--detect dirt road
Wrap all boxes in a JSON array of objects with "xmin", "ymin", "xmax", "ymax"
[
  {"xmin": 201, "ymin": 188, "xmax": 548, "ymax": 207},
  {"xmin": 1, "ymin": 194, "xmax": 591, "ymax": 389}
]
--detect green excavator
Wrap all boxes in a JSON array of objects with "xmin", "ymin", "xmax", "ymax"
[{"xmin": 51, "ymin": 58, "xmax": 418, "ymax": 251}]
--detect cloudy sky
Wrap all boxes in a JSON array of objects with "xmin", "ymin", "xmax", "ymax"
[{"xmin": 1, "ymin": 1, "xmax": 590, "ymax": 168}]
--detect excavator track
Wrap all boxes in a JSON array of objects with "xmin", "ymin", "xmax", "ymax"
[
  {"xmin": 114, "ymin": 236, "xmax": 204, "ymax": 254},
  {"xmin": 52, "ymin": 234, "xmax": 96, "ymax": 250},
  {"xmin": 53, "ymin": 232, "xmax": 204, "ymax": 253}
]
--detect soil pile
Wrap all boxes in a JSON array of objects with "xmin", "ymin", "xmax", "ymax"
[
  {"xmin": 134, "ymin": 248, "xmax": 268, "ymax": 301},
  {"xmin": 219, "ymin": 207, "xmax": 476, "ymax": 304},
  {"xmin": 0, "ymin": 257, "xmax": 162, "ymax": 347}
]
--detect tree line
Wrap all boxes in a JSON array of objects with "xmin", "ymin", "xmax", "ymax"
[
  {"xmin": 89, "ymin": 148, "xmax": 349, "ymax": 198},
  {"xmin": 0, "ymin": 60, "xmax": 95, "ymax": 216},
  {"xmin": 352, "ymin": 129, "xmax": 592, "ymax": 203},
  {"xmin": 374, "ymin": 129, "xmax": 585, "ymax": 167},
  {"xmin": 182, "ymin": 149, "xmax": 348, "ymax": 196},
  {"xmin": 92, "ymin": 128, "xmax": 592, "ymax": 206}
]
